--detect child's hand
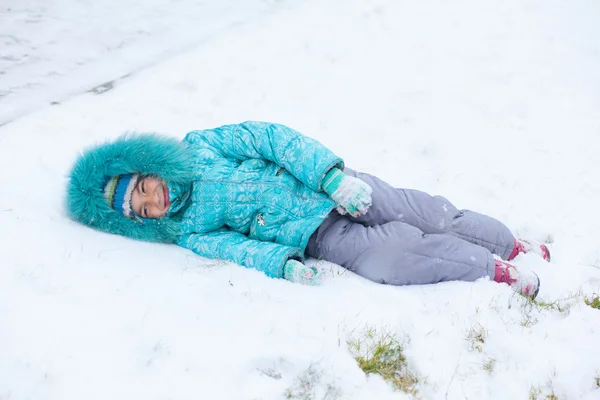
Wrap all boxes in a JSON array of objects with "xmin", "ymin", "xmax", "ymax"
[
  {"xmin": 322, "ymin": 168, "xmax": 372, "ymax": 217},
  {"xmin": 283, "ymin": 260, "xmax": 326, "ymax": 285}
]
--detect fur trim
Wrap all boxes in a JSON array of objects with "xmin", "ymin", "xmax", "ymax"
[{"xmin": 66, "ymin": 133, "xmax": 194, "ymax": 243}]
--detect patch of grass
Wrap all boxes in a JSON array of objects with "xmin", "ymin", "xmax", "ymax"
[
  {"xmin": 482, "ymin": 358, "xmax": 496, "ymax": 374},
  {"xmin": 530, "ymin": 379, "xmax": 560, "ymax": 400},
  {"xmin": 525, "ymin": 293, "xmax": 580, "ymax": 314},
  {"xmin": 517, "ymin": 297, "xmax": 539, "ymax": 328},
  {"xmin": 284, "ymin": 364, "xmax": 341, "ymax": 400},
  {"xmin": 348, "ymin": 328, "xmax": 418, "ymax": 395},
  {"xmin": 529, "ymin": 385, "xmax": 542, "ymax": 400},
  {"xmin": 520, "ymin": 312, "xmax": 539, "ymax": 328},
  {"xmin": 584, "ymin": 294, "xmax": 600, "ymax": 310},
  {"xmin": 546, "ymin": 392, "xmax": 558, "ymax": 400},
  {"xmin": 519, "ymin": 293, "xmax": 582, "ymax": 328},
  {"xmin": 532, "ymin": 298, "xmax": 567, "ymax": 313},
  {"xmin": 465, "ymin": 323, "xmax": 487, "ymax": 352},
  {"xmin": 529, "ymin": 385, "xmax": 559, "ymax": 400},
  {"xmin": 529, "ymin": 380, "xmax": 559, "ymax": 400}
]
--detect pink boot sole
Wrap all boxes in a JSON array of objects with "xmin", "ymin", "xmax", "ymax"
[{"xmin": 508, "ymin": 239, "xmax": 551, "ymax": 262}]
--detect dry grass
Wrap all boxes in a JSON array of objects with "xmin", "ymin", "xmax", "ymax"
[
  {"xmin": 529, "ymin": 380, "xmax": 559, "ymax": 400},
  {"xmin": 284, "ymin": 364, "xmax": 341, "ymax": 400},
  {"xmin": 584, "ymin": 294, "xmax": 600, "ymax": 310},
  {"xmin": 482, "ymin": 358, "xmax": 496, "ymax": 374},
  {"xmin": 348, "ymin": 328, "xmax": 418, "ymax": 395},
  {"xmin": 519, "ymin": 293, "xmax": 581, "ymax": 328},
  {"xmin": 466, "ymin": 323, "xmax": 487, "ymax": 352}
]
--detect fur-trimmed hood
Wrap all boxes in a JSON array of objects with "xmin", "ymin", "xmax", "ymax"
[{"xmin": 66, "ymin": 133, "xmax": 194, "ymax": 243}]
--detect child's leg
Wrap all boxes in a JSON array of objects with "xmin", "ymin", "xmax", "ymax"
[
  {"xmin": 305, "ymin": 213, "xmax": 495, "ymax": 285},
  {"xmin": 344, "ymin": 168, "xmax": 515, "ymax": 260}
]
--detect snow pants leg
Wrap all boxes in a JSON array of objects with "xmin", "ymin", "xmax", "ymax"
[{"xmin": 305, "ymin": 168, "xmax": 515, "ymax": 285}]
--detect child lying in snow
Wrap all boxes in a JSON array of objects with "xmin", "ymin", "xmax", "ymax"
[{"xmin": 66, "ymin": 121, "xmax": 550, "ymax": 298}]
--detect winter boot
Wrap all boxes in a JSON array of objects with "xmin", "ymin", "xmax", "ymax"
[
  {"xmin": 507, "ymin": 238, "xmax": 551, "ymax": 262},
  {"xmin": 494, "ymin": 259, "xmax": 540, "ymax": 299}
]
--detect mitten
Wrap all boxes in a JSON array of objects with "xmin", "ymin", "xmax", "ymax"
[
  {"xmin": 283, "ymin": 260, "xmax": 326, "ymax": 286},
  {"xmin": 322, "ymin": 168, "xmax": 372, "ymax": 217}
]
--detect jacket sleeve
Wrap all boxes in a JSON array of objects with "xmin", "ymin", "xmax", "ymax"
[
  {"xmin": 177, "ymin": 228, "xmax": 304, "ymax": 279},
  {"xmin": 184, "ymin": 121, "xmax": 344, "ymax": 192}
]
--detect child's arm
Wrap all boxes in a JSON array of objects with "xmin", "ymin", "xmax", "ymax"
[
  {"xmin": 184, "ymin": 121, "xmax": 343, "ymax": 192},
  {"xmin": 178, "ymin": 228, "xmax": 305, "ymax": 280}
]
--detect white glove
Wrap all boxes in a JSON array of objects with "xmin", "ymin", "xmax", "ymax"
[
  {"xmin": 283, "ymin": 260, "xmax": 327, "ymax": 285},
  {"xmin": 322, "ymin": 168, "xmax": 372, "ymax": 217}
]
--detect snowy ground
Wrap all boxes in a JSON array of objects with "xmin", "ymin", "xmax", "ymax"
[
  {"xmin": 2, "ymin": 0, "xmax": 600, "ymax": 399},
  {"xmin": 0, "ymin": 0, "xmax": 301, "ymax": 125}
]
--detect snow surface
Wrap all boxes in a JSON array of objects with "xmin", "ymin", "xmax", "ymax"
[
  {"xmin": 2, "ymin": 0, "xmax": 600, "ymax": 399},
  {"xmin": 0, "ymin": 0, "xmax": 302, "ymax": 125}
]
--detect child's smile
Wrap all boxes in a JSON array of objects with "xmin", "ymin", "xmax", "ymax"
[{"xmin": 131, "ymin": 176, "xmax": 170, "ymax": 219}]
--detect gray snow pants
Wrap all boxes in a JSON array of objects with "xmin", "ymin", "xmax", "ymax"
[{"xmin": 305, "ymin": 168, "xmax": 516, "ymax": 285}]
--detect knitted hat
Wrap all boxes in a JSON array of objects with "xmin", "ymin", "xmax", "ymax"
[{"xmin": 103, "ymin": 173, "xmax": 139, "ymax": 218}]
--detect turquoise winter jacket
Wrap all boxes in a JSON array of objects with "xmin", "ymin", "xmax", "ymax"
[
  {"xmin": 66, "ymin": 121, "xmax": 343, "ymax": 279},
  {"xmin": 177, "ymin": 121, "xmax": 342, "ymax": 278}
]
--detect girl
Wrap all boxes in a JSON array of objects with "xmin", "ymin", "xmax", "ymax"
[{"xmin": 66, "ymin": 121, "xmax": 549, "ymax": 298}]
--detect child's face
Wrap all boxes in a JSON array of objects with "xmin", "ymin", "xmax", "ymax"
[{"xmin": 131, "ymin": 176, "xmax": 170, "ymax": 219}]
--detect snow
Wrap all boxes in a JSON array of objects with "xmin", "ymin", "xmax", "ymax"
[
  {"xmin": 0, "ymin": 0, "xmax": 302, "ymax": 125},
  {"xmin": 1, "ymin": 0, "xmax": 600, "ymax": 399}
]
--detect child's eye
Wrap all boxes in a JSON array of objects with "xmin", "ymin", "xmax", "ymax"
[
  {"xmin": 143, "ymin": 205, "xmax": 148, "ymax": 217},
  {"xmin": 142, "ymin": 182, "xmax": 145, "ymax": 194}
]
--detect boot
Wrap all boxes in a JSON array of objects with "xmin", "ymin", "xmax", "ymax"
[
  {"xmin": 494, "ymin": 259, "xmax": 540, "ymax": 299},
  {"xmin": 507, "ymin": 238, "xmax": 551, "ymax": 262}
]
